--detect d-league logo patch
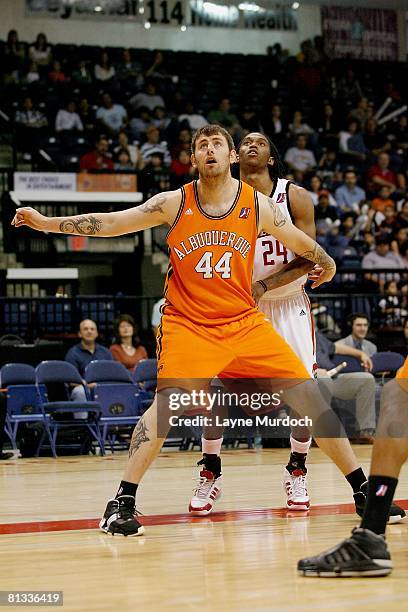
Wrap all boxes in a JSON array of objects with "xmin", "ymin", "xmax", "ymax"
[
  {"xmin": 239, "ymin": 207, "xmax": 251, "ymax": 219},
  {"xmin": 276, "ymin": 193, "xmax": 286, "ymax": 204},
  {"xmin": 376, "ymin": 484, "xmax": 388, "ymax": 497}
]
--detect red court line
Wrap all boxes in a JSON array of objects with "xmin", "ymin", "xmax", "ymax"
[{"xmin": 1, "ymin": 500, "xmax": 408, "ymax": 535}]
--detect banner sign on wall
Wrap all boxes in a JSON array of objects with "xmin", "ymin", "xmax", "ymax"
[
  {"xmin": 26, "ymin": 0, "xmax": 297, "ymax": 31},
  {"xmin": 14, "ymin": 172, "xmax": 77, "ymax": 191},
  {"xmin": 321, "ymin": 6, "xmax": 398, "ymax": 62}
]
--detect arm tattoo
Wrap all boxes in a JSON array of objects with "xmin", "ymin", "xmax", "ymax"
[
  {"xmin": 128, "ymin": 419, "xmax": 150, "ymax": 458},
  {"xmin": 59, "ymin": 215, "xmax": 103, "ymax": 235},
  {"xmin": 299, "ymin": 243, "xmax": 336, "ymax": 271},
  {"xmin": 267, "ymin": 197, "xmax": 287, "ymax": 227},
  {"xmin": 140, "ymin": 193, "xmax": 166, "ymax": 214}
]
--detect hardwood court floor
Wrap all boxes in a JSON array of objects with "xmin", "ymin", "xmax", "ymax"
[{"xmin": 1, "ymin": 447, "xmax": 408, "ymax": 611}]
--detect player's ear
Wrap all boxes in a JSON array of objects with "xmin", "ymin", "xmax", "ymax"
[
  {"xmin": 268, "ymin": 156, "xmax": 275, "ymax": 166},
  {"xmin": 230, "ymin": 149, "xmax": 238, "ymax": 164},
  {"xmin": 191, "ymin": 153, "xmax": 197, "ymax": 169}
]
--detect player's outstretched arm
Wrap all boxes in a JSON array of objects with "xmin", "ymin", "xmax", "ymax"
[
  {"xmin": 11, "ymin": 190, "xmax": 182, "ymax": 237},
  {"xmin": 257, "ymin": 191, "xmax": 336, "ymax": 288}
]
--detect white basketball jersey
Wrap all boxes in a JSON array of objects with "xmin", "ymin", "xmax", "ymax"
[{"xmin": 253, "ymin": 178, "xmax": 307, "ymax": 298}]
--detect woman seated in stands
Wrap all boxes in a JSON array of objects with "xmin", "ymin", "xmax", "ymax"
[{"xmin": 109, "ymin": 314, "xmax": 147, "ymax": 372}]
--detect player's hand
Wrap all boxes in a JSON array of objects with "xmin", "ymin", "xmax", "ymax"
[
  {"xmin": 11, "ymin": 207, "xmax": 49, "ymax": 231},
  {"xmin": 359, "ymin": 351, "xmax": 373, "ymax": 372},
  {"xmin": 309, "ymin": 263, "xmax": 336, "ymax": 289},
  {"xmin": 251, "ymin": 281, "xmax": 266, "ymax": 304}
]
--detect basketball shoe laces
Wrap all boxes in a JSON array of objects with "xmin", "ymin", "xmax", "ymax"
[
  {"xmin": 289, "ymin": 470, "xmax": 307, "ymax": 499},
  {"xmin": 193, "ymin": 473, "xmax": 215, "ymax": 499}
]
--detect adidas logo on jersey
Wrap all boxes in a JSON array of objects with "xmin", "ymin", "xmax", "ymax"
[
  {"xmin": 299, "ymin": 309, "xmax": 307, "ymax": 316},
  {"xmin": 185, "ymin": 208, "xmax": 193, "ymax": 215}
]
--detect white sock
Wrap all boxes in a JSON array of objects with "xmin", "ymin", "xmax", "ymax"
[
  {"xmin": 290, "ymin": 436, "xmax": 312, "ymax": 455},
  {"xmin": 202, "ymin": 437, "xmax": 223, "ymax": 455}
]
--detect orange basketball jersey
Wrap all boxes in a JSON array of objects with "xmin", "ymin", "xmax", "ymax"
[
  {"xmin": 396, "ymin": 357, "xmax": 408, "ymax": 392},
  {"xmin": 163, "ymin": 180, "xmax": 259, "ymax": 325}
]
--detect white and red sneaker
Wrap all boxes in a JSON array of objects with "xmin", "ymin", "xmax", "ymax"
[
  {"xmin": 283, "ymin": 468, "xmax": 310, "ymax": 511},
  {"xmin": 189, "ymin": 469, "xmax": 223, "ymax": 516}
]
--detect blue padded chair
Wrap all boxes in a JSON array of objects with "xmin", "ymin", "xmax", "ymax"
[
  {"xmin": 332, "ymin": 355, "xmax": 364, "ymax": 373},
  {"xmin": 35, "ymin": 361, "xmax": 104, "ymax": 457},
  {"xmin": 1, "ymin": 363, "xmax": 48, "ymax": 451},
  {"xmin": 84, "ymin": 360, "xmax": 140, "ymax": 452},
  {"xmin": 132, "ymin": 359, "xmax": 157, "ymax": 413},
  {"xmin": 372, "ymin": 352, "xmax": 405, "ymax": 377}
]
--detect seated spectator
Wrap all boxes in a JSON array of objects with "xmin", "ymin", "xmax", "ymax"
[
  {"xmin": 116, "ymin": 49, "xmax": 144, "ymax": 92},
  {"xmin": 379, "ymin": 280, "xmax": 407, "ymax": 326},
  {"xmin": 3, "ymin": 29, "xmax": 25, "ymax": 85},
  {"xmin": 130, "ymin": 81, "xmax": 165, "ymax": 112},
  {"xmin": 15, "ymin": 96, "xmax": 48, "ymax": 152},
  {"xmin": 94, "ymin": 51, "xmax": 116, "ymax": 83},
  {"xmin": 335, "ymin": 170, "xmax": 366, "ymax": 213},
  {"xmin": 178, "ymin": 102, "xmax": 208, "ymax": 131},
  {"xmin": 288, "ymin": 110, "xmax": 314, "ymax": 137},
  {"xmin": 391, "ymin": 230, "xmax": 408, "ymax": 260},
  {"xmin": 78, "ymin": 98, "xmax": 96, "ymax": 134},
  {"xmin": 337, "ymin": 68, "xmax": 363, "ymax": 104},
  {"xmin": 25, "ymin": 61, "xmax": 41, "ymax": 84},
  {"xmin": 367, "ymin": 152, "xmax": 398, "ymax": 195},
  {"xmin": 140, "ymin": 152, "xmax": 171, "ymax": 198},
  {"xmin": 48, "ymin": 60, "xmax": 68, "ymax": 84},
  {"xmin": 348, "ymin": 97, "xmax": 371, "ymax": 127},
  {"xmin": 262, "ymin": 104, "xmax": 286, "ymax": 145},
  {"xmin": 96, "ymin": 93, "xmax": 127, "ymax": 136},
  {"xmin": 314, "ymin": 191, "xmax": 338, "ymax": 222},
  {"xmin": 284, "ymin": 135, "xmax": 316, "ymax": 178},
  {"xmin": 79, "ymin": 136, "xmax": 113, "ymax": 172},
  {"xmin": 308, "ymin": 175, "xmax": 337, "ymax": 207},
  {"xmin": 114, "ymin": 149, "xmax": 134, "ymax": 172},
  {"xmin": 371, "ymin": 185, "xmax": 395, "ymax": 213},
  {"xmin": 140, "ymin": 125, "xmax": 171, "ymax": 166},
  {"xmin": 113, "ymin": 131, "xmax": 144, "ymax": 170},
  {"xmin": 394, "ymin": 199, "xmax": 408, "ymax": 232},
  {"xmin": 170, "ymin": 127, "xmax": 191, "ymax": 160},
  {"xmin": 337, "ymin": 314, "xmax": 377, "ymax": 357},
  {"xmin": 72, "ymin": 60, "xmax": 93, "ymax": 85},
  {"xmin": 378, "ymin": 205, "xmax": 397, "ymax": 237},
  {"xmin": 152, "ymin": 105, "xmax": 171, "ymax": 135},
  {"xmin": 317, "ymin": 103, "xmax": 339, "ymax": 149},
  {"xmin": 170, "ymin": 150, "xmax": 195, "ymax": 187},
  {"xmin": 55, "ymin": 100, "xmax": 83, "ymax": 133},
  {"xmin": 390, "ymin": 114, "xmax": 408, "ymax": 153},
  {"xmin": 338, "ymin": 119, "xmax": 366, "ymax": 162},
  {"xmin": 28, "ymin": 33, "xmax": 52, "ymax": 70},
  {"xmin": 362, "ymin": 237, "xmax": 403, "ymax": 289},
  {"xmin": 129, "ymin": 106, "xmax": 151, "ymax": 141},
  {"xmin": 208, "ymin": 98, "xmax": 241, "ymax": 138},
  {"xmin": 363, "ymin": 118, "xmax": 389, "ymax": 156},
  {"xmin": 239, "ymin": 106, "xmax": 262, "ymax": 134},
  {"xmin": 316, "ymin": 329, "xmax": 376, "ymax": 441},
  {"xmin": 109, "ymin": 314, "xmax": 147, "ymax": 372},
  {"xmin": 316, "ymin": 149, "xmax": 343, "ymax": 190},
  {"xmin": 145, "ymin": 51, "xmax": 177, "ymax": 92}
]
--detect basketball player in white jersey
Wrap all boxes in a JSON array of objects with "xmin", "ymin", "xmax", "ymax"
[{"xmin": 189, "ymin": 132, "xmax": 322, "ymax": 514}]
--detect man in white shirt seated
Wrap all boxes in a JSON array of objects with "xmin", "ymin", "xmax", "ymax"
[
  {"xmin": 96, "ymin": 93, "xmax": 128, "ymax": 136},
  {"xmin": 284, "ymin": 134, "xmax": 316, "ymax": 178},
  {"xmin": 55, "ymin": 100, "xmax": 84, "ymax": 133}
]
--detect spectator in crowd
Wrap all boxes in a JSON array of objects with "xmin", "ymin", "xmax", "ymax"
[
  {"xmin": 338, "ymin": 119, "xmax": 366, "ymax": 163},
  {"xmin": 239, "ymin": 106, "xmax": 263, "ymax": 135},
  {"xmin": 362, "ymin": 237, "xmax": 403, "ymax": 289},
  {"xmin": 315, "ymin": 329, "xmax": 376, "ymax": 442},
  {"xmin": 116, "ymin": 49, "xmax": 144, "ymax": 92},
  {"xmin": 109, "ymin": 314, "xmax": 147, "ymax": 372},
  {"xmin": 314, "ymin": 191, "xmax": 339, "ymax": 222},
  {"xmin": 170, "ymin": 149, "xmax": 195, "ymax": 187},
  {"xmin": 334, "ymin": 170, "xmax": 366, "ymax": 213},
  {"xmin": 145, "ymin": 51, "xmax": 175, "ymax": 86},
  {"xmin": 284, "ymin": 134, "xmax": 316, "ymax": 177},
  {"xmin": 28, "ymin": 33, "xmax": 52, "ymax": 70},
  {"xmin": 79, "ymin": 136, "xmax": 113, "ymax": 172},
  {"xmin": 72, "ymin": 60, "xmax": 92, "ymax": 85},
  {"xmin": 140, "ymin": 152, "xmax": 171, "ymax": 198},
  {"xmin": 140, "ymin": 125, "xmax": 171, "ymax": 166},
  {"xmin": 371, "ymin": 185, "xmax": 395, "ymax": 213},
  {"xmin": 308, "ymin": 175, "xmax": 337, "ymax": 207},
  {"xmin": 94, "ymin": 51, "xmax": 116, "ymax": 84},
  {"xmin": 363, "ymin": 117, "xmax": 389, "ymax": 156},
  {"xmin": 96, "ymin": 93, "xmax": 127, "ymax": 136},
  {"xmin": 78, "ymin": 98, "xmax": 96, "ymax": 134},
  {"xmin": 151, "ymin": 297, "xmax": 165, "ymax": 336},
  {"xmin": 317, "ymin": 103, "xmax": 339, "ymax": 149},
  {"xmin": 288, "ymin": 110, "xmax": 314, "ymax": 137},
  {"xmin": 394, "ymin": 199, "xmax": 408, "ymax": 232},
  {"xmin": 262, "ymin": 104, "xmax": 286, "ymax": 145},
  {"xmin": 178, "ymin": 101, "xmax": 207, "ymax": 131},
  {"xmin": 113, "ymin": 130, "xmax": 144, "ymax": 170},
  {"xmin": 25, "ymin": 61, "xmax": 41, "ymax": 84},
  {"xmin": 3, "ymin": 29, "xmax": 25, "ymax": 84},
  {"xmin": 337, "ymin": 313, "xmax": 377, "ymax": 358},
  {"xmin": 208, "ymin": 98, "xmax": 241, "ymax": 139},
  {"xmin": 367, "ymin": 152, "xmax": 398, "ymax": 195},
  {"xmin": 337, "ymin": 68, "xmax": 363, "ymax": 104},
  {"xmin": 48, "ymin": 60, "xmax": 68, "ymax": 84},
  {"xmin": 65, "ymin": 319, "xmax": 112, "ymax": 413},
  {"xmin": 170, "ymin": 127, "xmax": 191, "ymax": 159},
  {"xmin": 114, "ymin": 148, "xmax": 135, "ymax": 172},
  {"xmin": 129, "ymin": 80, "xmax": 165, "ymax": 112},
  {"xmin": 55, "ymin": 100, "xmax": 83, "ymax": 133},
  {"xmin": 391, "ymin": 114, "xmax": 408, "ymax": 153},
  {"xmin": 349, "ymin": 97, "xmax": 371, "ymax": 127},
  {"xmin": 152, "ymin": 105, "xmax": 172, "ymax": 136},
  {"xmin": 15, "ymin": 96, "xmax": 48, "ymax": 152},
  {"xmin": 129, "ymin": 106, "xmax": 151, "ymax": 141},
  {"xmin": 378, "ymin": 205, "xmax": 397, "ymax": 237},
  {"xmin": 316, "ymin": 149, "xmax": 343, "ymax": 190},
  {"xmin": 378, "ymin": 280, "xmax": 407, "ymax": 326},
  {"xmin": 394, "ymin": 237, "xmax": 408, "ymax": 268}
]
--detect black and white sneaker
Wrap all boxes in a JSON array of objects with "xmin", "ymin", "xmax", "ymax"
[
  {"xmin": 99, "ymin": 495, "xmax": 145, "ymax": 537},
  {"xmin": 354, "ymin": 482, "xmax": 406, "ymax": 524},
  {"xmin": 298, "ymin": 527, "xmax": 392, "ymax": 577}
]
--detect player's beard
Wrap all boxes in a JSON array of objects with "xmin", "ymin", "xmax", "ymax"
[{"xmin": 199, "ymin": 160, "xmax": 229, "ymax": 181}]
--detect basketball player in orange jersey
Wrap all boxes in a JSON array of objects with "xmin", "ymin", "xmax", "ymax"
[
  {"xmin": 299, "ymin": 358, "xmax": 408, "ymax": 577},
  {"xmin": 189, "ymin": 132, "xmax": 318, "ymax": 514},
  {"xmin": 12, "ymin": 125, "xmax": 403, "ymax": 537}
]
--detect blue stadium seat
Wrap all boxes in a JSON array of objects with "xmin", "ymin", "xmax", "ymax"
[{"xmin": 133, "ymin": 359, "xmax": 157, "ymax": 413}]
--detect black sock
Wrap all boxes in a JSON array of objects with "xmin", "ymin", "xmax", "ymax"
[
  {"xmin": 346, "ymin": 467, "xmax": 367, "ymax": 493},
  {"xmin": 199, "ymin": 453, "xmax": 221, "ymax": 477},
  {"xmin": 116, "ymin": 480, "xmax": 138, "ymax": 499},
  {"xmin": 286, "ymin": 452, "xmax": 307, "ymax": 474},
  {"xmin": 361, "ymin": 475, "xmax": 398, "ymax": 535}
]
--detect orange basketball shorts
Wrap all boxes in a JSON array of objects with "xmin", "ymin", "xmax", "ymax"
[
  {"xmin": 396, "ymin": 358, "xmax": 408, "ymax": 393},
  {"xmin": 156, "ymin": 309, "xmax": 310, "ymax": 389}
]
